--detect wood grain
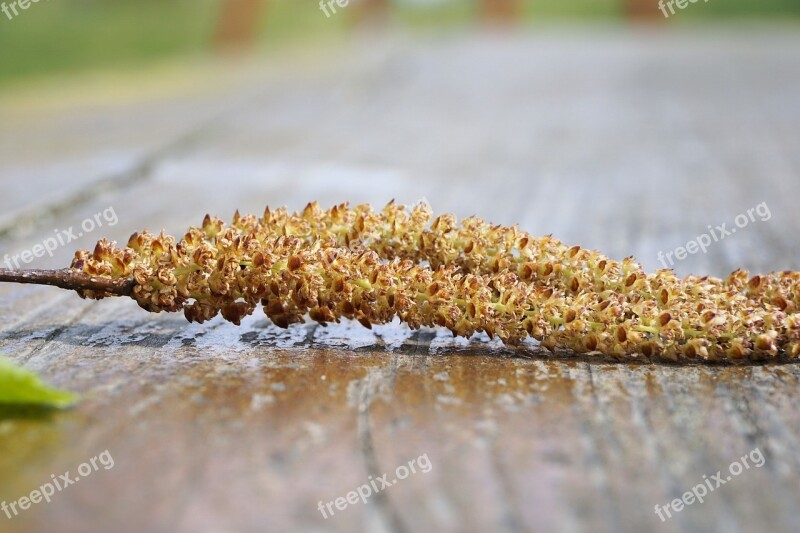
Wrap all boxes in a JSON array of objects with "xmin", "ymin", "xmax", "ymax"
[{"xmin": 1, "ymin": 29, "xmax": 799, "ymax": 533}]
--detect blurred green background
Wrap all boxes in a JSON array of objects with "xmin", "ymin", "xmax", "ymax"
[{"xmin": 0, "ymin": 0, "xmax": 799, "ymax": 84}]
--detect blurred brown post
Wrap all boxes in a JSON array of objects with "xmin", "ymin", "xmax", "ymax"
[
  {"xmin": 215, "ymin": 0, "xmax": 267, "ymax": 50},
  {"xmin": 351, "ymin": 0, "xmax": 390, "ymax": 26},
  {"xmin": 479, "ymin": 0, "xmax": 521, "ymax": 24},
  {"xmin": 624, "ymin": 0, "xmax": 663, "ymax": 19}
]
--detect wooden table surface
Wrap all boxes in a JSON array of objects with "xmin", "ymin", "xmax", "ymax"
[{"xmin": 1, "ymin": 28, "xmax": 799, "ymax": 533}]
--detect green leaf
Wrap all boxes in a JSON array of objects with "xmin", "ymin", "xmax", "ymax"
[{"xmin": 0, "ymin": 356, "xmax": 77, "ymax": 408}]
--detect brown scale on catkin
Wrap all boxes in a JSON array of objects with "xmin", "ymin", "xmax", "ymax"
[{"xmin": 69, "ymin": 202, "xmax": 800, "ymax": 362}]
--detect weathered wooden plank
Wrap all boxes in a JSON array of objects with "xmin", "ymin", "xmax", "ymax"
[{"xmin": 1, "ymin": 29, "xmax": 799, "ymax": 533}]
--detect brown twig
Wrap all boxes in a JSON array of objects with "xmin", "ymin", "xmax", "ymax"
[{"xmin": 0, "ymin": 268, "xmax": 134, "ymax": 296}]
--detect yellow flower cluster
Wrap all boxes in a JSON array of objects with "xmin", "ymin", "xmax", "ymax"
[{"xmin": 70, "ymin": 201, "xmax": 800, "ymax": 362}]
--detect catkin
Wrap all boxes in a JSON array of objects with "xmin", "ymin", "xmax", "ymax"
[{"xmin": 69, "ymin": 202, "xmax": 800, "ymax": 362}]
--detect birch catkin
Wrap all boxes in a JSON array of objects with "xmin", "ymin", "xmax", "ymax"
[{"xmin": 64, "ymin": 201, "xmax": 800, "ymax": 363}]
